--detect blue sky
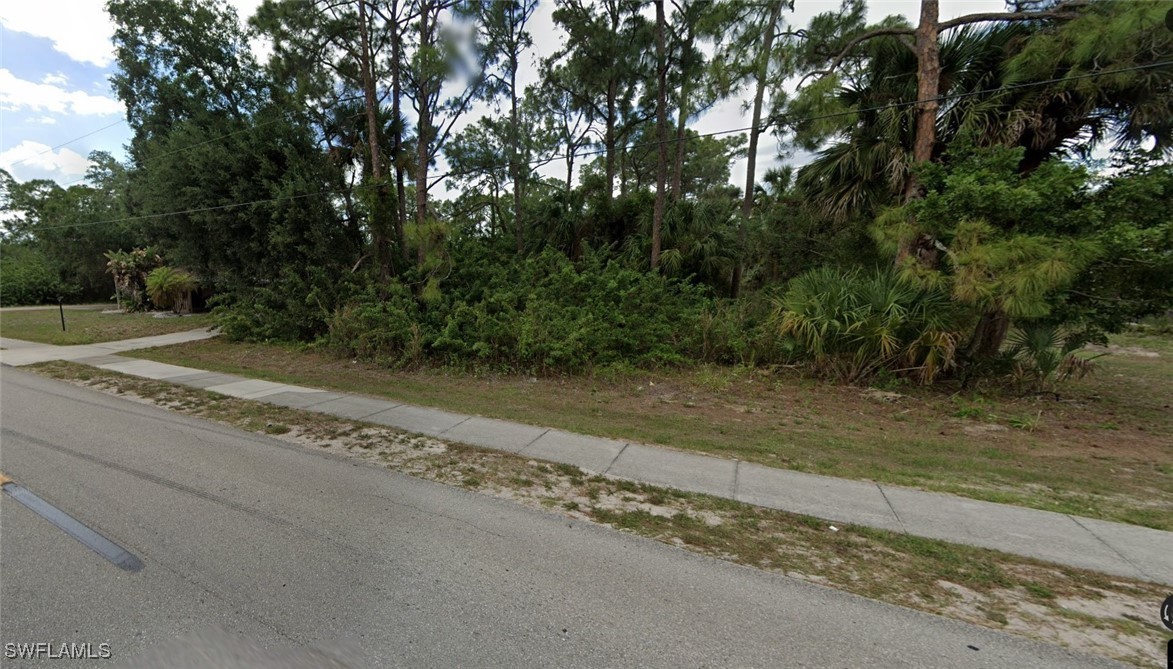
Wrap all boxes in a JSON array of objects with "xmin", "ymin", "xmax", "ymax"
[
  {"xmin": 0, "ymin": 1, "xmax": 127, "ymax": 184},
  {"xmin": 1, "ymin": 0, "xmax": 1005, "ymax": 190}
]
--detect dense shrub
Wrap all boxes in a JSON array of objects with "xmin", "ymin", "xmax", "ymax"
[
  {"xmin": 0, "ymin": 245, "xmax": 68, "ymax": 306},
  {"xmin": 324, "ymin": 249, "xmax": 774, "ymax": 373},
  {"xmin": 146, "ymin": 266, "xmax": 198, "ymax": 312},
  {"xmin": 215, "ymin": 267, "xmax": 362, "ymax": 343},
  {"xmin": 775, "ymin": 266, "xmax": 964, "ymax": 383}
]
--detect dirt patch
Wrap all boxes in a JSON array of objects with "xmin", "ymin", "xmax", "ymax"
[
  {"xmin": 961, "ymin": 422, "xmax": 1010, "ymax": 437},
  {"xmin": 1086, "ymin": 344, "xmax": 1161, "ymax": 358}
]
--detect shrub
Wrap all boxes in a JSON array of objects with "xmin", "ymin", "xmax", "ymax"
[
  {"xmin": 326, "ymin": 249, "xmax": 744, "ymax": 374},
  {"xmin": 0, "ymin": 245, "xmax": 64, "ymax": 306},
  {"xmin": 1004, "ymin": 324, "xmax": 1100, "ymax": 392},
  {"xmin": 214, "ymin": 267, "xmax": 360, "ymax": 343},
  {"xmin": 775, "ymin": 266, "xmax": 964, "ymax": 383},
  {"xmin": 145, "ymin": 266, "xmax": 198, "ymax": 312},
  {"xmin": 105, "ymin": 247, "xmax": 163, "ymax": 312}
]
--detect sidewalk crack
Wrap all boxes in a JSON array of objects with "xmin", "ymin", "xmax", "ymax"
[
  {"xmin": 1067, "ymin": 515, "xmax": 1150, "ymax": 581},
  {"xmin": 603, "ymin": 443, "xmax": 629, "ymax": 475},
  {"xmin": 876, "ymin": 484, "xmax": 907, "ymax": 534},
  {"xmin": 438, "ymin": 415, "xmax": 473, "ymax": 436},
  {"xmin": 517, "ymin": 428, "xmax": 550, "ymax": 454}
]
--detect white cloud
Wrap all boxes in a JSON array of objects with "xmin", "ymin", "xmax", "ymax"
[
  {"xmin": 0, "ymin": 3, "xmax": 115, "ymax": 67},
  {"xmin": 0, "ymin": 140, "xmax": 93, "ymax": 179},
  {"xmin": 0, "ymin": 0, "xmax": 266, "ymax": 68},
  {"xmin": 0, "ymin": 69, "xmax": 122, "ymax": 116},
  {"xmin": 33, "ymin": 116, "xmax": 58, "ymax": 125},
  {"xmin": 42, "ymin": 71, "xmax": 69, "ymax": 86}
]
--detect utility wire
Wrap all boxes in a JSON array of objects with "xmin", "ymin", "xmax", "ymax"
[
  {"xmin": 27, "ymin": 59, "xmax": 1173, "ymax": 232},
  {"xmin": 5, "ymin": 118, "xmax": 128, "ymax": 168}
]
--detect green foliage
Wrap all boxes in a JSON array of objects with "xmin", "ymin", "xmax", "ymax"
[
  {"xmin": 1, "ymin": 157, "xmax": 139, "ymax": 301},
  {"xmin": 145, "ymin": 266, "xmax": 198, "ymax": 312},
  {"xmin": 325, "ymin": 249, "xmax": 783, "ymax": 374},
  {"xmin": 873, "ymin": 146, "xmax": 1101, "ymax": 366},
  {"xmin": 105, "ymin": 247, "xmax": 163, "ymax": 312},
  {"xmin": 0, "ymin": 244, "xmax": 68, "ymax": 306},
  {"xmin": 1051, "ymin": 154, "xmax": 1173, "ymax": 340},
  {"xmin": 214, "ymin": 267, "xmax": 363, "ymax": 343},
  {"xmin": 1004, "ymin": 324, "xmax": 1100, "ymax": 393},
  {"xmin": 774, "ymin": 266, "xmax": 963, "ymax": 383}
]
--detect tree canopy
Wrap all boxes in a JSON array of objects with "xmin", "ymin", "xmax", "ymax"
[{"xmin": 3, "ymin": 0, "xmax": 1168, "ymax": 382}]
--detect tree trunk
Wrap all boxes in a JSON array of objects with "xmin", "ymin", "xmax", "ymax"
[
  {"xmin": 605, "ymin": 79, "xmax": 617, "ymax": 202},
  {"xmin": 671, "ymin": 26, "xmax": 695, "ymax": 202},
  {"xmin": 415, "ymin": 1, "xmax": 432, "ymax": 268},
  {"xmin": 357, "ymin": 0, "xmax": 392, "ymax": 282},
  {"xmin": 732, "ymin": 0, "xmax": 783, "ymax": 298},
  {"xmin": 966, "ymin": 308, "xmax": 1010, "ymax": 360},
  {"xmin": 651, "ymin": 0, "xmax": 667, "ymax": 269},
  {"xmin": 510, "ymin": 52, "xmax": 523, "ymax": 254},
  {"xmin": 391, "ymin": 0, "xmax": 407, "ymax": 267},
  {"xmin": 905, "ymin": 0, "xmax": 940, "ymax": 202},
  {"xmin": 895, "ymin": 0, "xmax": 941, "ymax": 267}
]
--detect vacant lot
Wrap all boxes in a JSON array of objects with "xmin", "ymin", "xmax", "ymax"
[
  {"xmin": 0, "ymin": 307, "xmax": 214, "ymax": 345},
  {"xmin": 127, "ymin": 332, "xmax": 1172, "ymax": 529}
]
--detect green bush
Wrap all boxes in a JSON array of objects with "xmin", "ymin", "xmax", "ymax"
[
  {"xmin": 0, "ymin": 245, "xmax": 67, "ymax": 306},
  {"xmin": 325, "ymin": 249, "xmax": 769, "ymax": 374},
  {"xmin": 213, "ymin": 267, "xmax": 358, "ymax": 343},
  {"xmin": 145, "ymin": 266, "xmax": 198, "ymax": 312},
  {"xmin": 1004, "ymin": 324, "xmax": 1100, "ymax": 392},
  {"xmin": 775, "ymin": 266, "xmax": 964, "ymax": 383}
]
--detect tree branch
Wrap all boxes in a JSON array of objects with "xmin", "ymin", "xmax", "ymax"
[
  {"xmin": 801, "ymin": 26, "xmax": 915, "ymax": 86},
  {"xmin": 938, "ymin": 8, "xmax": 1082, "ymax": 32}
]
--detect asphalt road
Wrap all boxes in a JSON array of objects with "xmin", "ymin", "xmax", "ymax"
[{"xmin": 0, "ymin": 369, "xmax": 1125, "ymax": 668}]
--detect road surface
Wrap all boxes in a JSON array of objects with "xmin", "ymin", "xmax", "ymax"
[{"xmin": 0, "ymin": 369, "xmax": 1123, "ymax": 668}]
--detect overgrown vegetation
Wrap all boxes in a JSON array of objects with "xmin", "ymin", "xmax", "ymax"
[
  {"xmin": 0, "ymin": 245, "xmax": 64, "ymax": 306},
  {"xmin": 323, "ymin": 248, "xmax": 782, "ymax": 373},
  {"xmin": 145, "ymin": 266, "xmax": 198, "ymax": 313},
  {"xmin": 1, "ymin": 0, "xmax": 1169, "ymax": 385}
]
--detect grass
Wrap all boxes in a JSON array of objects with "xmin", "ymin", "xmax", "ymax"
[
  {"xmin": 26, "ymin": 359, "xmax": 1173, "ymax": 668},
  {"xmin": 0, "ymin": 306, "xmax": 214, "ymax": 345},
  {"xmin": 122, "ymin": 332, "xmax": 1173, "ymax": 530}
]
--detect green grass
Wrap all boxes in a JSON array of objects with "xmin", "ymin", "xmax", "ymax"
[
  {"xmin": 123, "ymin": 333, "xmax": 1172, "ymax": 529},
  {"xmin": 0, "ymin": 307, "xmax": 214, "ymax": 345}
]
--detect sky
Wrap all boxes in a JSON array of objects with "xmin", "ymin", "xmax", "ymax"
[{"xmin": 0, "ymin": 0, "xmax": 1006, "ymax": 192}]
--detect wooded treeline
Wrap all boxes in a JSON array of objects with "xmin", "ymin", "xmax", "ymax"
[{"xmin": 2, "ymin": 0, "xmax": 1170, "ymax": 383}]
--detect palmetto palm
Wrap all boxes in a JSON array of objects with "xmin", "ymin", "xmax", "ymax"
[{"xmin": 795, "ymin": 1, "xmax": 1172, "ymax": 222}]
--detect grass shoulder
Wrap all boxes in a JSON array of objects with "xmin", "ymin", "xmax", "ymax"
[
  {"xmin": 123, "ymin": 334, "xmax": 1173, "ymax": 530},
  {"xmin": 0, "ymin": 306, "xmax": 215, "ymax": 345}
]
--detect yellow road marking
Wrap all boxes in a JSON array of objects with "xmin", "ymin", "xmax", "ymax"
[{"xmin": 0, "ymin": 471, "xmax": 12, "ymax": 486}]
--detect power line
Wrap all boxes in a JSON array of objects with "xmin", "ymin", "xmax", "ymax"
[
  {"xmin": 6, "ymin": 118, "xmax": 128, "ymax": 168},
  {"xmin": 29, "ymin": 59, "xmax": 1173, "ymax": 232}
]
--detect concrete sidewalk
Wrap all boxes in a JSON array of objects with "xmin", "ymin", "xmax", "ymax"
[
  {"xmin": 0, "ymin": 329, "xmax": 218, "ymax": 366},
  {"xmin": 3, "ymin": 335, "xmax": 1171, "ymax": 585}
]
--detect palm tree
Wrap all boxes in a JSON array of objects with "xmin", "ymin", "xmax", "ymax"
[{"xmin": 795, "ymin": 2, "xmax": 1172, "ymax": 221}]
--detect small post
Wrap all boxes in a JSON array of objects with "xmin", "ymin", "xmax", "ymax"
[{"xmin": 58, "ymin": 296, "xmax": 66, "ymax": 332}]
